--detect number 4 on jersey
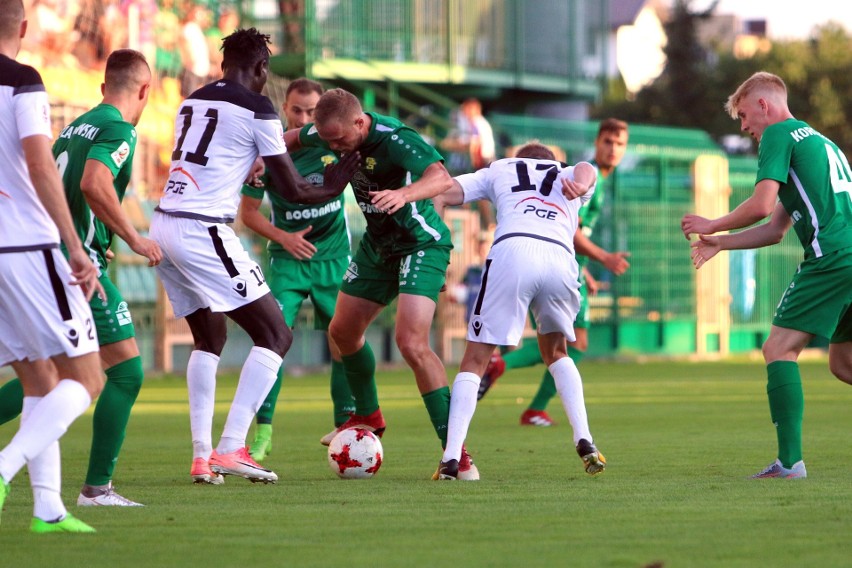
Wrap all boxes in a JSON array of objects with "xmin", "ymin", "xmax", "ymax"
[{"xmin": 826, "ymin": 143, "xmax": 852, "ymax": 198}]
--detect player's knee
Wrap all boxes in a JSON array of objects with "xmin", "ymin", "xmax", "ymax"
[
  {"xmin": 829, "ymin": 359, "xmax": 852, "ymax": 385},
  {"xmin": 194, "ymin": 333, "xmax": 227, "ymax": 355},
  {"xmin": 395, "ymin": 333, "xmax": 429, "ymax": 363},
  {"xmin": 261, "ymin": 325, "xmax": 292, "ymax": 358}
]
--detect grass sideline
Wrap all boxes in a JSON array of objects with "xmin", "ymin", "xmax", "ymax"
[{"xmin": 1, "ymin": 359, "xmax": 852, "ymax": 567}]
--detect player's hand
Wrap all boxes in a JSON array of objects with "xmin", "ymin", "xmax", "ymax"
[
  {"xmin": 105, "ymin": 248, "xmax": 115, "ymax": 264},
  {"xmin": 690, "ymin": 234, "xmax": 721, "ymax": 269},
  {"xmin": 584, "ymin": 270, "xmax": 600, "ymax": 296},
  {"xmin": 130, "ymin": 236, "xmax": 163, "ymax": 267},
  {"xmin": 246, "ymin": 158, "xmax": 265, "ymax": 187},
  {"xmin": 369, "ymin": 189, "xmax": 406, "ymax": 215},
  {"xmin": 681, "ymin": 214, "xmax": 715, "ymax": 239},
  {"xmin": 324, "ymin": 151, "xmax": 361, "ymax": 194},
  {"xmin": 66, "ymin": 247, "xmax": 104, "ymax": 302},
  {"xmin": 561, "ymin": 177, "xmax": 591, "ymax": 200},
  {"xmin": 278, "ymin": 226, "xmax": 317, "ymax": 260},
  {"xmin": 602, "ymin": 251, "xmax": 630, "ymax": 275}
]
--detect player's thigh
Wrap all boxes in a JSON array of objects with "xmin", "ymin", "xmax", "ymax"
[
  {"xmin": 537, "ymin": 331, "xmax": 569, "ymax": 366},
  {"xmin": 459, "ymin": 341, "xmax": 499, "ymax": 376},
  {"xmin": 339, "ymin": 242, "xmax": 399, "ymax": 306},
  {"xmin": 531, "ymin": 263, "xmax": 581, "ymax": 344},
  {"xmin": 268, "ymin": 256, "xmax": 311, "ymax": 327},
  {"xmin": 10, "ymin": 358, "xmax": 58, "ymax": 396},
  {"xmin": 154, "ymin": 216, "xmax": 270, "ymax": 316},
  {"xmin": 396, "ymin": 245, "xmax": 451, "ymax": 304},
  {"xmin": 467, "ymin": 244, "xmax": 536, "ymax": 347},
  {"xmin": 308, "ymin": 256, "xmax": 348, "ymax": 330},
  {"xmin": 395, "ymin": 293, "xmax": 438, "ymax": 344},
  {"xmin": 51, "ymin": 350, "xmax": 105, "ymax": 398},
  {"xmin": 772, "ymin": 251, "xmax": 852, "ymax": 339},
  {"xmin": 329, "ymin": 291, "xmax": 385, "ymax": 347},
  {"xmin": 762, "ymin": 325, "xmax": 814, "ymax": 362},
  {"xmin": 0, "ymin": 249, "xmax": 99, "ymax": 366},
  {"xmin": 89, "ymin": 274, "xmax": 137, "ymax": 362}
]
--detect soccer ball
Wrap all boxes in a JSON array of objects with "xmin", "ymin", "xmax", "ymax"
[{"xmin": 327, "ymin": 427, "xmax": 383, "ymax": 479}]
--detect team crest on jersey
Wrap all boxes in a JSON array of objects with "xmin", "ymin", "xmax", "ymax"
[
  {"xmin": 321, "ymin": 154, "xmax": 336, "ymax": 166},
  {"xmin": 111, "ymin": 141, "xmax": 131, "ymax": 168},
  {"xmin": 365, "ymin": 157, "xmax": 377, "ymax": 171},
  {"xmin": 343, "ymin": 261, "xmax": 359, "ymax": 283},
  {"xmin": 305, "ymin": 172, "xmax": 324, "ymax": 185},
  {"xmin": 471, "ymin": 317, "xmax": 483, "ymax": 337},
  {"xmin": 116, "ymin": 301, "xmax": 132, "ymax": 326}
]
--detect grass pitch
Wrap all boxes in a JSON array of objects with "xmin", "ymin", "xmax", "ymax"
[{"xmin": 2, "ymin": 359, "xmax": 852, "ymax": 567}]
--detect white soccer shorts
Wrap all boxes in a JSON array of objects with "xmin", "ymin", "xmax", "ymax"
[
  {"xmin": 466, "ymin": 237, "xmax": 580, "ymax": 346},
  {"xmin": 150, "ymin": 212, "xmax": 271, "ymax": 318},
  {"xmin": 0, "ymin": 248, "xmax": 99, "ymax": 365}
]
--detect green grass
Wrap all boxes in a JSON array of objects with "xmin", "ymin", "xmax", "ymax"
[{"xmin": 2, "ymin": 359, "xmax": 852, "ymax": 567}]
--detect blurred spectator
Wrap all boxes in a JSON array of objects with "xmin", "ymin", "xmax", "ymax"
[
  {"xmin": 179, "ymin": 3, "xmax": 211, "ymax": 97},
  {"xmin": 121, "ymin": 0, "xmax": 158, "ymax": 64},
  {"xmin": 154, "ymin": 0, "xmax": 181, "ymax": 78},
  {"xmin": 30, "ymin": 0, "xmax": 80, "ymax": 66},
  {"xmin": 102, "ymin": 0, "xmax": 128, "ymax": 56},
  {"xmin": 279, "ymin": 0, "xmax": 304, "ymax": 53},
  {"xmin": 71, "ymin": 0, "xmax": 106, "ymax": 69},
  {"xmin": 205, "ymin": 6, "xmax": 239, "ymax": 80}
]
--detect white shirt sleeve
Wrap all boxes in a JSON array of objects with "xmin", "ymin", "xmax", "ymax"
[
  {"xmin": 455, "ymin": 167, "xmax": 493, "ymax": 204},
  {"xmin": 16, "ymin": 90, "xmax": 52, "ymax": 141},
  {"xmin": 254, "ymin": 116, "xmax": 287, "ymax": 157},
  {"xmin": 560, "ymin": 165, "xmax": 595, "ymax": 204}
]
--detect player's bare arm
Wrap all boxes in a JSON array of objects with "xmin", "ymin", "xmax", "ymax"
[
  {"xmin": 263, "ymin": 150, "xmax": 360, "ymax": 205},
  {"xmin": 283, "ymin": 127, "xmax": 302, "ymax": 153},
  {"xmin": 681, "ymin": 179, "xmax": 779, "ymax": 239},
  {"xmin": 80, "ymin": 159, "xmax": 162, "ymax": 267},
  {"xmin": 432, "ymin": 179, "xmax": 465, "ymax": 216},
  {"xmin": 239, "ymin": 194, "xmax": 316, "ymax": 260},
  {"xmin": 574, "ymin": 228, "xmax": 630, "ymax": 275},
  {"xmin": 21, "ymin": 134, "xmax": 103, "ymax": 300},
  {"xmin": 561, "ymin": 161, "xmax": 596, "ymax": 199},
  {"xmin": 691, "ymin": 202, "xmax": 791, "ymax": 269},
  {"xmin": 369, "ymin": 161, "xmax": 454, "ymax": 215}
]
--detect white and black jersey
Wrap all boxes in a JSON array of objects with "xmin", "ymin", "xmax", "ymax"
[
  {"xmin": 0, "ymin": 55, "xmax": 58, "ymax": 252},
  {"xmin": 156, "ymin": 79, "xmax": 286, "ymax": 222},
  {"xmin": 455, "ymin": 157, "xmax": 594, "ymax": 256},
  {"xmin": 454, "ymin": 158, "xmax": 595, "ymax": 346}
]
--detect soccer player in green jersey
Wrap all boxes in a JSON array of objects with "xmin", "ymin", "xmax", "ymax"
[
  {"xmin": 684, "ymin": 71, "xmax": 852, "ymax": 478},
  {"xmin": 283, "ymin": 88, "xmax": 479, "ymax": 478},
  {"xmin": 475, "ymin": 120, "xmax": 631, "ymax": 427},
  {"xmin": 240, "ymin": 78, "xmax": 355, "ymax": 460},
  {"xmin": 0, "ymin": 49, "xmax": 160, "ymax": 505}
]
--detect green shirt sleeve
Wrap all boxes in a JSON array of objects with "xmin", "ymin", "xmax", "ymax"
[
  {"xmin": 756, "ymin": 124, "xmax": 793, "ymax": 185},
  {"xmin": 87, "ymin": 122, "xmax": 136, "ymax": 178},
  {"xmin": 386, "ymin": 126, "xmax": 443, "ymax": 178}
]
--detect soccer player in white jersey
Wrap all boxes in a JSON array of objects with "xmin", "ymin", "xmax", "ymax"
[
  {"xmin": 0, "ymin": 0, "xmax": 105, "ymax": 533},
  {"xmin": 149, "ymin": 28, "xmax": 357, "ymax": 484},
  {"xmin": 432, "ymin": 142, "xmax": 606, "ymax": 479}
]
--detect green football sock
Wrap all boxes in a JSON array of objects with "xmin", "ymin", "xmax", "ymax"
[
  {"xmin": 0, "ymin": 379, "xmax": 23, "ymax": 425},
  {"xmin": 86, "ymin": 356, "xmax": 144, "ymax": 486},
  {"xmin": 502, "ymin": 341, "xmax": 544, "ymax": 370},
  {"xmin": 567, "ymin": 345, "xmax": 586, "ymax": 365},
  {"xmin": 766, "ymin": 360, "xmax": 804, "ymax": 468},
  {"xmin": 422, "ymin": 386, "xmax": 450, "ymax": 448},
  {"xmin": 330, "ymin": 360, "xmax": 355, "ymax": 426},
  {"xmin": 342, "ymin": 343, "xmax": 379, "ymax": 416},
  {"xmin": 257, "ymin": 367, "xmax": 284, "ymax": 425},
  {"xmin": 528, "ymin": 371, "xmax": 557, "ymax": 411}
]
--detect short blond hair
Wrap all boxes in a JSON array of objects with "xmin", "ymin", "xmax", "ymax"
[
  {"xmin": 725, "ymin": 72, "xmax": 787, "ymax": 119},
  {"xmin": 314, "ymin": 88, "xmax": 362, "ymax": 126}
]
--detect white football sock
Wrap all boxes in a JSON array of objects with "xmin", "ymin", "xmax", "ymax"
[
  {"xmin": 22, "ymin": 397, "xmax": 66, "ymax": 521},
  {"xmin": 442, "ymin": 372, "xmax": 480, "ymax": 463},
  {"xmin": 0, "ymin": 380, "xmax": 91, "ymax": 484},
  {"xmin": 187, "ymin": 350, "xmax": 220, "ymax": 460},
  {"xmin": 550, "ymin": 356, "xmax": 592, "ymax": 445},
  {"xmin": 218, "ymin": 347, "xmax": 282, "ymax": 455}
]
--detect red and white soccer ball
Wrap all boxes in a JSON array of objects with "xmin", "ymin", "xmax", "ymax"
[{"xmin": 327, "ymin": 427, "xmax": 383, "ymax": 479}]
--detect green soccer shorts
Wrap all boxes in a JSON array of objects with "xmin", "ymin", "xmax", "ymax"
[
  {"xmin": 772, "ymin": 247, "xmax": 852, "ymax": 341},
  {"xmin": 91, "ymin": 273, "xmax": 135, "ymax": 346},
  {"xmin": 268, "ymin": 255, "xmax": 348, "ymax": 329},
  {"xmin": 340, "ymin": 240, "xmax": 451, "ymax": 305}
]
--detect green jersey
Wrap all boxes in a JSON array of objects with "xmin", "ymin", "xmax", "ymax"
[
  {"xmin": 758, "ymin": 119, "xmax": 852, "ymax": 259},
  {"xmin": 241, "ymin": 144, "xmax": 350, "ymax": 261},
  {"xmin": 300, "ymin": 112, "xmax": 452, "ymax": 257},
  {"xmin": 576, "ymin": 160, "xmax": 611, "ymax": 269},
  {"xmin": 53, "ymin": 103, "xmax": 137, "ymax": 270}
]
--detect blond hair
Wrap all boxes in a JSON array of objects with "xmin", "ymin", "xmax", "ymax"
[
  {"xmin": 725, "ymin": 72, "xmax": 787, "ymax": 119},
  {"xmin": 314, "ymin": 88, "xmax": 363, "ymax": 126}
]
